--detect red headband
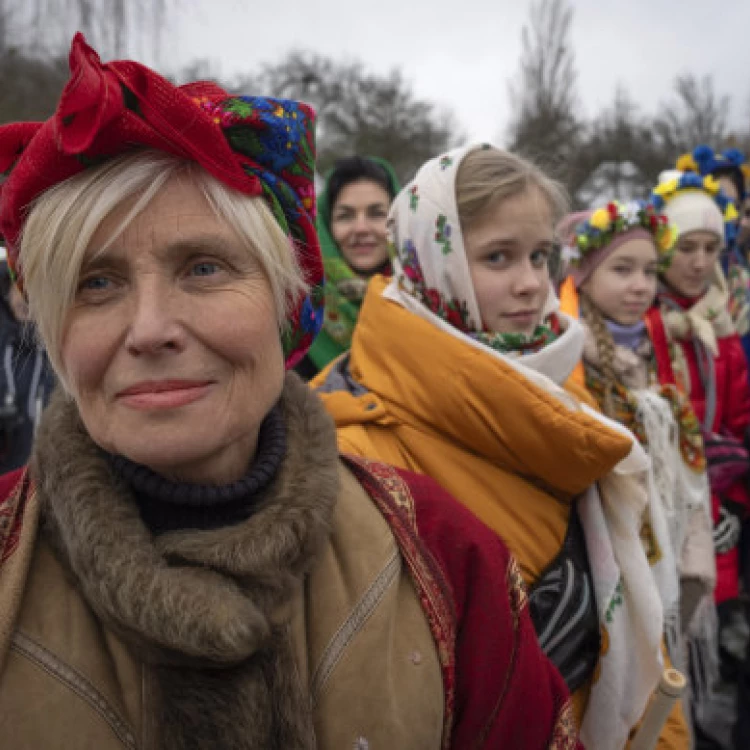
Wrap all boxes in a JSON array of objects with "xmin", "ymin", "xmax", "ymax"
[{"xmin": 0, "ymin": 33, "xmax": 324, "ymax": 368}]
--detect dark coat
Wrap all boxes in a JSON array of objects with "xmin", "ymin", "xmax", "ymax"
[{"xmin": 0, "ymin": 306, "xmax": 54, "ymax": 473}]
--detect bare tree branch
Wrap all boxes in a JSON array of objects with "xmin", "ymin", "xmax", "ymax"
[
  {"xmin": 507, "ymin": 0, "xmax": 583, "ymax": 190},
  {"xmin": 0, "ymin": 0, "xmax": 176, "ymax": 60},
  {"xmin": 652, "ymin": 74, "xmax": 730, "ymax": 156},
  {"xmin": 244, "ymin": 50, "xmax": 463, "ymax": 182}
]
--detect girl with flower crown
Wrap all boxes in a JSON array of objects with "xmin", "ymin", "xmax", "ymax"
[
  {"xmin": 647, "ymin": 171, "xmax": 750, "ymax": 750},
  {"xmin": 314, "ymin": 144, "xmax": 688, "ymax": 749},
  {"xmin": 560, "ymin": 200, "xmax": 717, "ymax": 731}
]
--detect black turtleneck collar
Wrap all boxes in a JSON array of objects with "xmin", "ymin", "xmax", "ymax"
[{"xmin": 110, "ymin": 404, "xmax": 287, "ymax": 535}]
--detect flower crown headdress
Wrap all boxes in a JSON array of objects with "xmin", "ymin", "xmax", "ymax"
[
  {"xmin": 650, "ymin": 171, "xmax": 739, "ymax": 246},
  {"xmin": 568, "ymin": 199, "xmax": 677, "ymax": 269},
  {"xmin": 677, "ymin": 144, "xmax": 749, "ymax": 196},
  {"xmin": 677, "ymin": 144, "xmax": 746, "ymax": 178}
]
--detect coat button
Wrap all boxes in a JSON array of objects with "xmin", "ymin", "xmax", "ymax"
[{"xmin": 411, "ymin": 650, "xmax": 422, "ymax": 665}]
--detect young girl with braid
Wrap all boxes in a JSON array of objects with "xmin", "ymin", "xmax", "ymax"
[
  {"xmin": 564, "ymin": 200, "xmax": 714, "ymax": 631},
  {"xmin": 562, "ymin": 201, "xmax": 717, "ymax": 735}
]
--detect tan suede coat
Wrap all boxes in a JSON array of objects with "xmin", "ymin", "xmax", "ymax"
[
  {"xmin": 0, "ymin": 467, "xmax": 445, "ymax": 750},
  {"xmin": 0, "ymin": 376, "xmax": 445, "ymax": 749},
  {"xmin": 0, "ymin": 374, "xmax": 578, "ymax": 750}
]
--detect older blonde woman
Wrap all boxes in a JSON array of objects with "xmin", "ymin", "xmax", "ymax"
[{"xmin": 0, "ymin": 35, "xmax": 577, "ymax": 750}]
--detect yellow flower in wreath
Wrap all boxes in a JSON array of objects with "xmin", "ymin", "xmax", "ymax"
[
  {"xmin": 726, "ymin": 202, "xmax": 739, "ymax": 222},
  {"xmin": 659, "ymin": 226, "xmax": 677, "ymax": 251},
  {"xmin": 653, "ymin": 178, "xmax": 679, "ymax": 199},
  {"xmin": 676, "ymin": 153, "xmax": 699, "ymax": 173},
  {"xmin": 589, "ymin": 208, "xmax": 611, "ymax": 231},
  {"xmin": 703, "ymin": 175, "xmax": 720, "ymax": 195}
]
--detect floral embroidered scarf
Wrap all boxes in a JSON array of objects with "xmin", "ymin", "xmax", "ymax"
[
  {"xmin": 0, "ymin": 34, "xmax": 323, "ymax": 369},
  {"xmin": 385, "ymin": 145, "xmax": 558, "ymax": 358}
]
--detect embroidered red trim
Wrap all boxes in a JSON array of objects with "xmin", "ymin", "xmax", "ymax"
[
  {"xmin": 645, "ymin": 307, "xmax": 679, "ymax": 389},
  {"xmin": 0, "ymin": 470, "xmax": 31, "ymax": 564},
  {"xmin": 550, "ymin": 699, "xmax": 580, "ymax": 749}
]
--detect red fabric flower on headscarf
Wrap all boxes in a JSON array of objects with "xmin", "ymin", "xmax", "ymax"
[{"xmin": 0, "ymin": 33, "xmax": 323, "ymax": 369}]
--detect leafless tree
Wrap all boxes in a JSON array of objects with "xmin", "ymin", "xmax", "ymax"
[
  {"xmin": 507, "ymin": 0, "xmax": 582, "ymax": 187},
  {"xmin": 0, "ymin": 48, "xmax": 67, "ymax": 122},
  {"xmin": 243, "ymin": 50, "xmax": 463, "ymax": 183},
  {"xmin": 1, "ymin": 0, "xmax": 175, "ymax": 60},
  {"xmin": 579, "ymin": 87, "xmax": 669, "ymax": 203},
  {"xmin": 653, "ymin": 74, "xmax": 730, "ymax": 157}
]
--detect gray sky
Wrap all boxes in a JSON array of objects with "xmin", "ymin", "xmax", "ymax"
[{"xmin": 169, "ymin": 0, "xmax": 750, "ymax": 145}]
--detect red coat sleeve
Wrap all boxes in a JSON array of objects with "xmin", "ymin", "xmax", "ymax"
[
  {"xmin": 721, "ymin": 334, "xmax": 750, "ymax": 441},
  {"xmin": 720, "ymin": 336, "xmax": 750, "ymax": 511},
  {"xmin": 398, "ymin": 468, "xmax": 581, "ymax": 750}
]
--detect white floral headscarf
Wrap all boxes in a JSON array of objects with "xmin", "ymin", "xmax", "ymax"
[
  {"xmin": 386, "ymin": 144, "xmax": 666, "ymax": 749},
  {"xmin": 385, "ymin": 144, "xmax": 561, "ymax": 355}
]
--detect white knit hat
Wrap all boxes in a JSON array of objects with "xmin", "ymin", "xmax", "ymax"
[{"xmin": 657, "ymin": 170, "xmax": 725, "ymax": 246}]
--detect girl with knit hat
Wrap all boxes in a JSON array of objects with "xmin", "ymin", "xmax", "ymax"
[
  {"xmin": 314, "ymin": 144, "xmax": 688, "ymax": 749},
  {"xmin": 648, "ymin": 171, "xmax": 750, "ymax": 750},
  {"xmin": 676, "ymin": 148, "xmax": 750, "ymax": 373},
  {"xmin": 297, "ymin": 156, "xmax": 399, "ymax": 379}
]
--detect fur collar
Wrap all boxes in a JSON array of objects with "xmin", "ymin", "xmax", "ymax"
[{"xmin": 31, "ymin": 372, "xmax": 339, "ymax": 749}]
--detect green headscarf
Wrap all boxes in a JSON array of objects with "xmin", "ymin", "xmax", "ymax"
[{"xmin": 307, "ymin": 157, "xmax": 400, "ymax": 370}]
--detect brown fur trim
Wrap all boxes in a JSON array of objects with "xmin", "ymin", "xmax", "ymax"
[
  {"xmin": 31, "ymin": 372, "xmax": 335, "ymax": 748},
  {"xmin": 153, "ymin": 631, "xmax": 314, "ymax": 750}
]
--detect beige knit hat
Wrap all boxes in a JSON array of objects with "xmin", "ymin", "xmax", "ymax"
[{"xmin": 657, "ymin": 170, "xmax": 725, "ymax": 246}]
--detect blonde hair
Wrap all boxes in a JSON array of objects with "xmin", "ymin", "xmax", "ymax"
[
  {"xmin": 579, "ymin": 292, "xmax": 619, "ymax": 419},
  {"xmin": 455, "ymin": 146, "xmax": 569, "ymax": 232},
  {"xmin": 18, "ymin": 150, "xmax": 307, "ymax": 381}
]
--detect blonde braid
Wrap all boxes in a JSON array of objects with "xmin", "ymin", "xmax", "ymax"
[{"xmin": 580, "ymin": 292, "xmax": 619, "ymax": 419}]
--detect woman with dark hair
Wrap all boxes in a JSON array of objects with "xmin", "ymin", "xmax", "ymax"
[{"xmin": 298, "ymin": 156, "xmax": 399, "ymax": 378}]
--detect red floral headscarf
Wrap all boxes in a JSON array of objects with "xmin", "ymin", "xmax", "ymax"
[{"xmin": 0, "ymin": 33, "xmax": 323, "ymax": 368}]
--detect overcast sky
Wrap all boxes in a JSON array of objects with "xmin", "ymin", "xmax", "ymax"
[{"xmin": 168, "ymin": 0, "xmax": 750, "ymax": 145}]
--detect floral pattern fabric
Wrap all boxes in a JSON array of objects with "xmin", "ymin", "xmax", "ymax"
[
  {"xmin": 384, "ymin": 145, "xmax": 666, "ymax": 750},
  {"xmin": 388, "ymin": 145, "xmax": 558, "ymax": 356},
  {"xmin": 0, "ymin": 34, "xmax": 323, "ymax": 369},
  {"xmin": 583, "ymin": 344, "xmax": 706, "ymax": 474}
]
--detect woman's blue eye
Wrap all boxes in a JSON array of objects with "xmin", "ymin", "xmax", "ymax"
[
  {"xmin": 191, "ymin": 261, "xmax": 220, "ymax": 277},
  {"xmin": 81, "ymin": 276, "xmax": 111, "ymax": 290}
]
